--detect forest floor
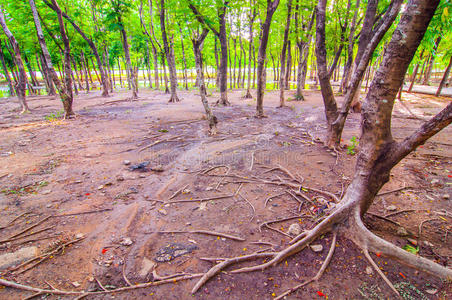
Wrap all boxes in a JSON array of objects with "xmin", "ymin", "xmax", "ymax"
[{"xmin": 0, "ymin": 87, "xmax": 450, "ymax": 300}]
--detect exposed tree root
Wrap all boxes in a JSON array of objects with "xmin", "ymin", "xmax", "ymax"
[
  {"xmin": 238, "ymin": 193, "xmax": 256, "ymax": 222},
  {"xmin": 0, "ymin": 215, "xmax": 51, "ymax": 244},
  {"xmin": 169, "ymin": 184, "xmax": 189, "ymax": 200},
  {"xmin": 191, "ymin": 252, "xmax": 276, "ymax": 294},
  {"xmin": 264, "ymin": 192, "xmax": 286, "ymax": 207},
  {"xmin": 274, "ymin": 232, "xmax": 337, "ymax": 300}
]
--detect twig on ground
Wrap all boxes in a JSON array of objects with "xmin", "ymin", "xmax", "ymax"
[
  {"xmin": 95, "ymin": 278, "xmax": 107, "ymax": 292},
  {"xmin": 2, "ymin": 225, "xmax": 55, "ymax": 243},
  {"xmin": 286, "ymin": 190, "xmax": 304, "ymax": 212},
  {"xmin": 238, "ymin": 193, "xmax": 255, "ymax": 222},
  {"xmin": 152, "ymin": 270, "xmax": 189, "ymax": 281},
  {"xmin": 9, "ymin": 237, "xmax": 84, "ymax": 273},
  {"xmin": 376, "ymin": 185, "xmax": 412, "ymax": 197},
  {"xmin": 168, "ymin": 194, "xmax": 233, "ymax": 204},
  {"xmin": 122, "ymin": 259, "xmax": 133, "ymax": 287},
  {"xmin": 250, "ymin": 241, "xmax": 278, "ymax": 248},
  {"xmin": 0, "ymin": 211, "xmax": 30, "ymax": 230},
  {"xmin": 169, "ymin": 184, "xmax": 189, "ymax": 200},
  {"xmin": 366, "ymin": 213, "xmax": 401, "ymax": 227},
  {"xmin": 137, "ymin": 135, "xmax": 183, "ymax": 153},
  {"xmin": 151, "ymin": 230, "xmax": 245, "ymax": 241},
  {"xmin": 264, "ymin": 193, "xmax": 286, "ymax": 207},
  {"xmin": 215, "ymin": 166, "xmax": 231, "ymax": 190},
  {"xmin": 0, "ymin": 215, "xmax": 51, "ymax": 244},
  {"xmin": 419, "ymin": 218, "xmax": 440, "ymax": 240},
  {"xmin": 54, "ymin": 208, "xmax": 113, "ymax": 217},
  {"xmin": 384, "ymin": 209, "xmax": 425, "ymax": 218},
  {"xmin": 201, "ymin": 165, "xmax": 228, "ymax": 175},
  {"xmin": 275, "ymin": 233, "xmax": 337, "ymax": 300},
  {"xmin": 191, "ymin": 252, "xmax": 276, "ymax": 294},
  {"xmin": 249, "ymin": 151, "xmax": 255, "ymax": 171},
  {"xmin": 363, "ymin": 249, "xmax": 401, "ymax": 298}
]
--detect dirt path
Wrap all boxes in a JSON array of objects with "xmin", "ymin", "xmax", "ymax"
[{"xmin": 0, "ymin": 88, "xmax": 450, "ymax": 299}]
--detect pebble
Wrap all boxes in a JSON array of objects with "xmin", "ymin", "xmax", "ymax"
[
  {"xmin": 365, "ymin": 266, "xmax": 373, "ymax": 275},
  {"xmin": 123, "ymin": 160, "xmax": 131, "ymax": 166},
  {"xmin": 205, "ymin": 187, "xmax": 213, "ymax": 191},
  {"xmin": 46, "ymin": 203, "xmax": 52, "ymax": 208},
  {"xmin": 97, "ymin": 185, "xmax": 104, "ymax": 190},
  {"xmin": 72, "ymin": 282, "xmax": 81, "ymax": 288},
  {"xmin": 397, "ymin": 227, "xmax": 408, "ymax": 236},
  {"xmin": 425, "ymin": 288, "xmax": 438, "ymax": 295},
  {"xmin": 430, "ymin": 179, "xmax": 439, "ymax": 185},
  {"xmin": 442, "ymin": 194, "xmax": 450, "ymax": 200},
  {"xmin": 117, "ymin": 176, "xmax": 125, "ymax": 182},
  {"xmin": 158, "ymin": 209, "xmax": 168, "ymax": 216},
  {"xmin": 41, "ymin": 189, "xmax": 52, "ymax": 195},
  {"xmin": 287, "ymin": 223, "xmax": 302, "ymax": 236},
  {"xmin": 139, "ymin": 174, "xmax": 146, "ymax": 178},
  {"xmin": 75, "ymin": 233, "xmax": 85, "ymax": 239},
  {"xmin": 310, "ymin": 244, "xmax": 323, "ymax": 252},
  {"xmin": 386, "ymin": 205, "xmax": 397, "ymax": 211},
  {"xmin": 120, "ymin": 237, "xmax": 133, "ymax": 246}
]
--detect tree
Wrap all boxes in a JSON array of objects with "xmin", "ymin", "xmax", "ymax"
[
  {"xmin": 109, "ymin": 0, "xmax": 138, "ymax": 99},
  {"xmin": 188, "ymin": 0, "xmax": 230, "ymax": 106},
  {"xmin": 0, "ymin": 6, "xmax": 30, "ymax": 113},
  {"xmin": 255, "ymin": 0, "xmax": 280, "ymax": 118},
  {"xmin": 42, "ymin": 0, "xmax": 110, "ymax": 97},
  {"xmin": 316, "ymin": 0, "xmax": 403, "ymax": 148},
  {"xmin": 29, "ymin": 0, "xmax": 74, "ymax": 118},
  {"xmin": 159, "ymin": 0, "xmax": 179, "ymax": 102},
  {"xmin": 244, "ymin": 1, "xmax": 256, "ymax": 99},
  {"xmin": 278, "ymin": 0, "xmax": 292, "ymax": 108}
]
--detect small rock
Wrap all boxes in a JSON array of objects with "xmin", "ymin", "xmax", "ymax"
[
  {"xmin": 117, "ymin": 176, "xmax": 124, "ymax": 182},
  {"xmin": 386, "ymin": 205, "xmax": 397, "ymax": 211},
  {"xmin": 199, "ymin": 202, "xmax": 207, "ymax": 211},
  {"xmin": 0, "ymin": 247, "xmax": 38, "ymax": 270},
  {"xmin": 365, "ymin": 266, "xmax": 373, "ymax": 275},
  {"xmin": 397, "ymin": 227, "xmax": 408, "ymax": 236},
  {"xmin": 425, "ymin": 288, "xmax": 438, "ymax": 295},
  {"xmin": 442, "ymin": 194, "xmax": 450, "ymax": 200},
  {"xmin": 272, "ymin": 203, "xmax": 279, "ymax": 207},
  {"xmin": 430, "ymin": 179, "xmax": 440, "ymax": 185},
  {"xmin": 316, "ymin": 161, "xmax": 323, "ymax": 164},
  {"xmin": 75, "ymin": 233, "xmax": 85, "ymax": 239},
  {"xmin": 205, "ymin": 187, "xmax": 213, "ymax": 191},
  {"xmin": 150, "ymin": 165, "xmax": 164, "ymax": 172},
  {"xmin": 123, "ymin": 160, "xmax": 131, "ymax": 166},
  {"xmin": 158, "ymin": 209, "xmax": 168, "ymax": 216},
  {"xmin": 72, "ymin": 282, "xmax": 81, "ymax": 288},
  {"xmin": 423, "ymin": 240, "xmax": 434, "ymax": 247},
  {"xmin": 46, "ymin": 203, "xmax": 52, "ymax": 208},
  {"xmin": 182, "ymin": 188, "xmax": 191, "ymax": 194},
  {"xmin": 139, "ymin": 257, "xmax": 156, "ymax": 277},
  {"xmin": 139, "ymin": 174, "xmax": 146, "ymax": 178},
  {"xmin": 97, "ymin": 185, "xmax": 104, "ymax": 190},
  {"xmin": 310, "ymin": 244, "xmax": 323, "ymax": 252},
  {"xmin": 104, "ymin": 260, "xmax": 112, "ymax": 267},
  {"xmin": 41, "ymin": 189, "xmax": 52, "ymax": 195},
  {"xmin": 120, "ymin": 237, "xmax": 133, "ymax": 246},
  {"xmin": 287, "ymin": 223, "xmax": 302, "ymax": 236}
]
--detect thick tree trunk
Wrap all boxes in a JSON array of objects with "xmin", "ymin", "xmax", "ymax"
[
  {"xmin": 0, "ymin": 8, "xmax": 30, "ymax": 113},
  {"xmin": 217, "ymin": 8, "xmax": 229, "ymax": 105},
  {"xmin": 192, "ymin": 29, "xmax": 218, "ymax": 135},
  {"xmin": 0, "ymin": 41, "xmax": 15, "ymax": 96},
  {"xmin": 39, "ymin": 54, "xmax": 56, "ymax": 96},
  {"xmin": 435, "ymin": 55, "xmax": 452, "ymax": 97},
  {"xmin": 278, "ymin": 0, "xmax": 292, "ymax": 107},
  {"xmin": 285, "ymin": 41, "xmax": 291, "ymax": 89},
  {"xmin": 256, "ymin": 0, "xmax": 281, "ymax": 118}
]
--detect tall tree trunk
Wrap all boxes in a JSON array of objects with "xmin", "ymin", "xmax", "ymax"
[
  {"xmin": 81, "ymin": 51, "xmax": 90, "ymax": 92},
  {"xmin": 422, "ymin": 36, "xmax": 441, "ymax": 86},
  {"xmin": 214, "ymin": 37, "xmax": 220, "ymax": 89},
  {"xmin": 159, "ymin": 0, "xmax": 179, "ymax": 102},
  {"xmin": 408, "ymin": 49, "xmax": 424, "ymax": 92},
  {"xmin": 278, "ymin": 0, "xmax": 292, "ymax": 107},
  {"xmin": 0, "ymin": 8, "xmax": 30, "ymax": 113},
  {"xmin": 24, "ymin": 54, "xmax": 39, "ymax": 94},
  {"xmin": 178, "ymin": 26, "xmax": 188, "ymax": 90},
  {"xmin": 435, "ymin": 55, "xmax": 452, "ymax": 97},
  {"xmin": 161, "ymin": 53, "xmax": 169, "ymax": 93},
  {"xmin": 39, "ymin": 54, "xmax": 56, "ymax": 96},
  {"xmin": 340, "ymin": 0, "xmax": 360, "ymax": 93},
  {"xmin": 0, "ymin": 41, "xmax": 15, "ymax": 96},
  {"xmin": 285, "ymin": 41, "xmax": 292, "ymax": 89},
  {"xmin": 51, "ymin": 0, "xmax": 74, "ymax": 118},
  {"xmin": 244, "ymin": 6, "xmax": 255, "ymax": 98},
  {"xmin": 192, "ymin": 29, "xmax": 218, "ymax": 134},
  {"xmin": 117, "ymin": 15, "xmax": 138, "ymax": 99},
  {"xmin": 256, "ymin": 0, "xmax": 281, "ymax": 118}
]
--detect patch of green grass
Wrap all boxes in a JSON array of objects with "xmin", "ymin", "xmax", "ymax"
[
  {"xmin": 347, "ymin": 136, "xmax": 359, "ymax": 155},
  {"xmin": 394, "ymin": 281, "xmax": 428, "ymax": 300},
  {"xmin": 45, "ymin": 110, "xmax": 64, "ymax": 121}
]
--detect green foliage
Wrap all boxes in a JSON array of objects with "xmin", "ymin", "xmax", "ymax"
[
  {"xmin": 402, "ymin": 244, "xmax": 419, "ymax": 255},
  {"xmin": 45, "ymin": 110, "xmax": 64, "ymax": 121},
  {"xmin": 347, "ymin": 136, "xmax": 359, "ymax": 155}
]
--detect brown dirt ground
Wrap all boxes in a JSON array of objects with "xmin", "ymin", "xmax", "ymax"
[{"xmin": 0, "ymin": 87, "xmax": 451, "ymax": 300}]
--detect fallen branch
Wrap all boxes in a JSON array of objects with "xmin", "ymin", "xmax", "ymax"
[
  {"xmin": 0, "ymin": 215, "xmax": 51, "ymax": 244},
  {"xmin": 363, "ymin": 249, "xmax": 401, "ymax": 297},
  {"xmin": 168, "ymin": 184, "xmax": 189, "ymax": 200},
  {"xmin": 151, "ymin": 230, "xmax": 245, "ymax": 241},
  {"xmin": 137, "ymin": 135, "xmax": 183, "ymax": 153},
  {"xmin": 54, "ymin": 208, "xmax": 113, "ymax": 217},
  {"xmin": 167, "ymin": 194, "xmax": 234, "ymax": 204},
  {"xmin": 264, "ymin": 192, "xmax": 285, "ymax": 207},
  {"xmin": 0, "ymin": 211, "xmax": 30, "ymax": 230},
  {"xmin": 376, "ymin": 185, "xmax": 413, "ymax": 197}
]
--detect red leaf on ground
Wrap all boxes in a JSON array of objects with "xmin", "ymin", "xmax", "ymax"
[
  {"xmin": 317, "ymin": 291, "xmax": 325, "ymax": 297},
  {"xmin": 101, "ymin": 248, "xmax": 108, "ymax": 254}
]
